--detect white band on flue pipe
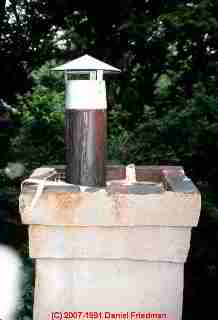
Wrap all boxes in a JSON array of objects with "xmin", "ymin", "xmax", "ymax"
[{"xmin": 65, "ymin": 80, "xmax": 107, "ymax": 110}]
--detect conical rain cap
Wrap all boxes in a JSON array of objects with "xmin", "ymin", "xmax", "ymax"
[{"xmin": 53, "ymin": 54, "xmax": 121, "ymax": 73}]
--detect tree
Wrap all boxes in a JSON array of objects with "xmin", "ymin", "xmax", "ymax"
[{"xmin": 0, "ymin": 0, "xmax": 60, "ymax": 102}]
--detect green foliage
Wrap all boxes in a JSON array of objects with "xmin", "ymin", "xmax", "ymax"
[
  {"xmin": 0, "ymin": 0, "xmax": 61, "ymax": 102},
  {"xmin": 0, "ymin": 126, "xmax": 11, "ymax": 166},
  {"xmin": 10, "ymin": 62, "xmax": 65, "ymax": 171},
  {"xmin": 108, "ymin": 81, "xmax": 218, "ymax": 185},
  {"xmin": 201, "ymin": 190, "xmax": 218, "ymax": 223},
  {"xmin": 1, "ymin": 1, "xmax": 218, "ymax": 316},
  {"xmin": 154, "ymin": 74, "xmax": 172, "ymax": 97},
  {"xmin": 108, "ymin": 104, "xmax": 131, "ymax": 164}
]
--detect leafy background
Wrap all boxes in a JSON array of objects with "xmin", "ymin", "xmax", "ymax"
[{"xmin": 1, "ymin": 1, "xmax": 218, "ymax": 319}]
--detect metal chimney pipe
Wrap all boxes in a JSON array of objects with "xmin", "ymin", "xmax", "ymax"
[
  {"xmin": 65, "ymin": 104, "xmax": 107, "ymax": 186},
  {"xmin": 53, "ymin": 54, "xmax": 120, "ymax": 187}
]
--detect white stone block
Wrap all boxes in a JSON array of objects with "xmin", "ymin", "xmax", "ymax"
[
  {"xmin": 29, "ymin": 225, "xmax": 192, "ymax": 263},
  {"xmin": 34, "ymin": 259, "xmax": 183, "ymax": 319}
]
